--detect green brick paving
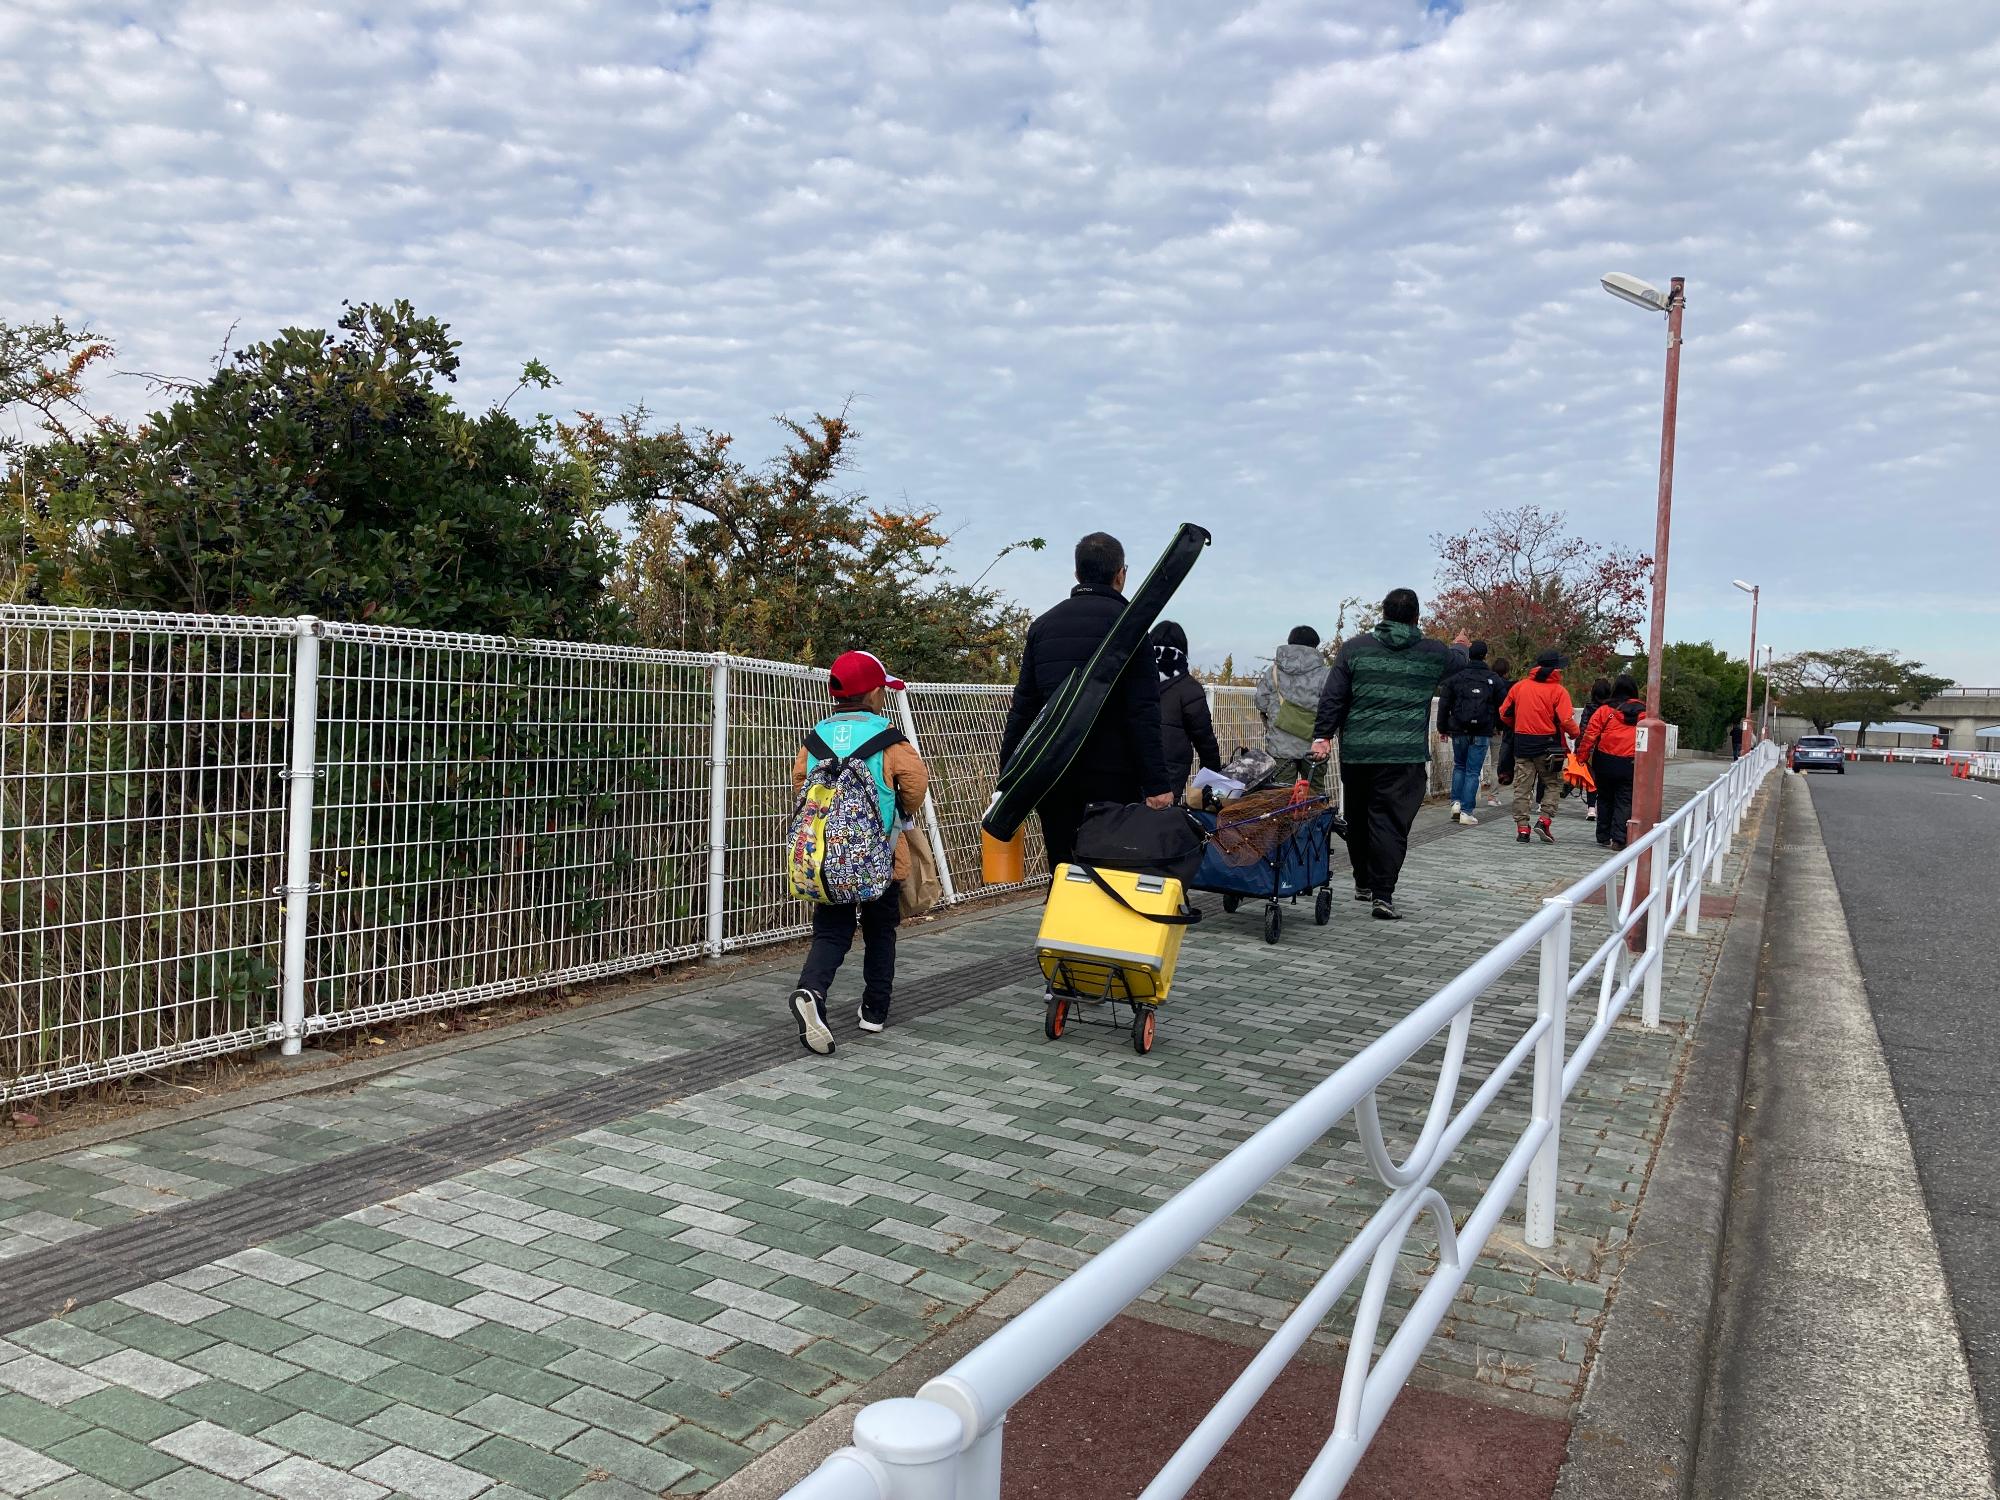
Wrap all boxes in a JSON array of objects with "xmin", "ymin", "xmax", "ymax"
[{"xmin": 0, "ymin": 766, "xmax": 1768, "ymax": 1496}]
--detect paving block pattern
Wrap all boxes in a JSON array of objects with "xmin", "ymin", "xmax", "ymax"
[{"xmin": 0, "ymin": 766, "xmax": 1769, "ymax": 1495}]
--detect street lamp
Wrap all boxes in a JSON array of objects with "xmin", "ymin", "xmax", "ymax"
[
  {"xmin": 1602, "ymin": 271, "xmax": 1686, "ymax": 850},
  {"xmin": 1733, "ymin": 579, "xmax": 1759, "ymax": 755}
]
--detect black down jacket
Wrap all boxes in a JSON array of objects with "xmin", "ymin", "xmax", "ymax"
[{"xmin": 1158, "ymin": 673, "xmax": 1221, "ymax": 790}]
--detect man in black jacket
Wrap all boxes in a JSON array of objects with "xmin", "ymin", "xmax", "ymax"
[
  {"xmin": 1437, "ymin": 641, "xmax": 1508, "ymax": 826},
  {"xmin": 999, "ymin": 533, "xmax": 1174, "ymax": 869}
]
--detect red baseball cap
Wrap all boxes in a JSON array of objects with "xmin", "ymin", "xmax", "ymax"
[{"xmin": 827, "ymin": 650, "xmax": 904, "ymax": 696}]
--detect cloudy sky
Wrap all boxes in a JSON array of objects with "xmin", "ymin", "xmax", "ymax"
[{"xmin": 5, "ymin": 0, "xmax": 1997, "ymax": 682}]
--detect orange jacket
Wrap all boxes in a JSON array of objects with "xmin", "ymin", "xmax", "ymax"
[
  {"xmin": 1500, "ymin": 671, "xmax": 1576, "ymax": 751},
  {"xmin": 1578, "ymin": 700, "xmax": 1640, "ymax": 760}
]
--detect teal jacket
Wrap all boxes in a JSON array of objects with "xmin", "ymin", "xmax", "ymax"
[
  {"xmin": 804, "ymin": 711, "xmax": 900, "ymax": 832},
  {"xmin": 1311, "ymin": 621, "xmax": 1466, "ymax": 764}
]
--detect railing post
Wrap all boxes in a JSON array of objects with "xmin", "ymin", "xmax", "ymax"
[
  {"xmin": 850, "ymin": 1398, "xmax": 969, "ymax": 1499},
  {"xmin": 1527, "ymin": 901, "xmax": 1572, "ymax": 1249},
  {"xmin": 1641, "ymin": 837, "xmax": 1667, "ymax": 1028},
  {"xmin": 894, "ymin": 688, "xmax": 958, "ymax": 907},
  {"xmin": 705, "ymin": 657, "xmax": 731, "ymax": 958},
  {"xmin": 1682, "ymin": 801, "xmax": 1702, "ymax": 936},
  {"xmin": 277, "ymin": 617, "xmax": 321, "ymax": 1057}
]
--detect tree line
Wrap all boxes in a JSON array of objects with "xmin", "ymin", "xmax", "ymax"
[{"xmin": 2, "ymin": 302, "xmax": 1036, "ymax": 684}]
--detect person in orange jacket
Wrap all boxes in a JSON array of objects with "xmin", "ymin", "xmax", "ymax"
[
  {"xmin": 1577, "ymin": 673, "xmax": 1642, "ymax": 849},
  {"xmin": 1499, "ymin": 651, "xmax": 1576, "ymax": 843}
]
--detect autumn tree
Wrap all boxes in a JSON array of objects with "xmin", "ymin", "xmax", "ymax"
[
  {"xmin": 1430, "ymin": 505, "xmax": 1650, "ymax": 678},
  {"xmin": 569, "ymin": 407, "xmax": 1032, "ymax": 682},
  {"xmin": 1769, "ymin": 649, "xmax": 1953, "ymax": 740}
]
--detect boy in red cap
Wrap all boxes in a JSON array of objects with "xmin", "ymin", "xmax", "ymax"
[{"xmin": 787, "ymin": 650, "xmax": 930, "ymax": 1055}]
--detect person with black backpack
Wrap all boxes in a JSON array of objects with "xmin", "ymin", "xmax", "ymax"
[
  {"xmin": 1436, "ymin": 640, "xmax": 1508, "ymax": 826},
  {"xmin": 785, "ymin": 651, "xmax": 930, "ymax": 1056},
  {"xmin": 1575, "ymin": 673, "xmax": 1642, "ymax": 849}
]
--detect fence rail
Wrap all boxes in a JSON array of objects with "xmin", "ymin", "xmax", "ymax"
[{"xmin": 782, "ymin": 742, "xmax": 1782, "ymax": 1500}]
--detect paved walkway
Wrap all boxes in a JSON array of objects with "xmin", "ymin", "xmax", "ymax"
[{"xmin": 0, "ymin": 765, "xmax": 1771, "ymax": 1499}]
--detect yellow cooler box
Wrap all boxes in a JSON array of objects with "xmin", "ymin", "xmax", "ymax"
[{"xmin": 1035, "ymin": 863, "xmax": 1190, "ymax": 1006}]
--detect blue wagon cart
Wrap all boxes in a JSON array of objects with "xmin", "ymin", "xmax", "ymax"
[{"xmin": 1190, "ymin": 794, "xmax": 1345, "ymax": 946}]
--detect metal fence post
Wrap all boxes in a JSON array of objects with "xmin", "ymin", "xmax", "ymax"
[
  {"xmin": 1682, "ymin": 802, "xmax": 1702, "ymax": 936},
  {"xmin": 706, "ymin": 657, "xmax": 731, "ymax": 958},
  {"xmin": 1641, "ymin": 838, "xmax": 1668, "ymax": 1028},
  {"xmin": 894, "ymin": 689, "xmax": 958, "ymax": 906},
  {"xmin": 850, "ymin": 1398, "xmax": 968, "ymax": 1499},
  {"xmin": 1527, "ymin": 901, "xmax": 1572, "ymax": 1249},
  {"xmin": 277, "ymin": 617, "xmax": 322, "ymax": 1057}
]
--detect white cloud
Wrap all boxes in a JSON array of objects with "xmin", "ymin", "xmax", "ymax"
[{"xmin": 2, "ymin": 0, "xmax": 1996, "ymax": 679}]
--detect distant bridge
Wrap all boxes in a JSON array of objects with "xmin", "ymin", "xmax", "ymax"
[{"xmin": 1775, "ymin": 687, "xmax": 2000, "ymax": 751}]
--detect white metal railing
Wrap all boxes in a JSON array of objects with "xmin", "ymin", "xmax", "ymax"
[
  {"xmin": 0, "ymin": 605, "xmax": 1043, "ymax": 1101},
  {"xmin": 785, "ymin": 742, "xmax": 1782, "ymax": 1500}
]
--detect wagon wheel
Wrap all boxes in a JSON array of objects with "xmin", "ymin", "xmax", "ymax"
[
  {"xmin": 1264, "ymin": 906, "xmax": 1283, "ymax": 945},
  {"xmin": 1044, "ymin": 996, "xmax": 1070, "ymax": 1040},
  {"xmin": 1314, "ymin": 889, "xmax": 1333, "ymax": 926},
  {"xmin": 1130, "ymin": 1007, "xmax": 1156, "ymax": 1054},
  {"xmin": 1222, "ymin": 893, "xmax": 1241, "ymax": 915}
]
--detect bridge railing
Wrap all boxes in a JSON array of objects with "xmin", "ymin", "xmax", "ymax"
[{"xmin": 783, "ymin": 742, "xmax": 1782, "ymax": 1500}]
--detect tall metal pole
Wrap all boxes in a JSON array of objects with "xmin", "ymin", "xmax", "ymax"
[
  {"xmin": 1743, "ymin": 584, "xmax": 1758, "ymax": 753},
  {"xmin": 1628, "ymin": 277, "xmax": 1685, "ymax": 850}
]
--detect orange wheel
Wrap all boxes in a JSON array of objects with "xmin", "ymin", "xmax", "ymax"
[
  {"xmin": 1131, "ymin": 1008, "xmax": 1156, "ymax": 1054},
  {"xmin": 1044, "ymin": 997, "xmax": 1069, "ymax": 1040}
]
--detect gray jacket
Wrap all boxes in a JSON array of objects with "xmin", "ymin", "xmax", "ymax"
[{"xmin": 1253, "ymin": 642, "xmax": 1331, "ymax": 762}]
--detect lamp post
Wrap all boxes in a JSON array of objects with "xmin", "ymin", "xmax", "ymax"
[
  {"xmin": 1733, "ymin": 579, "xmax": 1758, "ymax": 755},
  {"xmin": 1601, "ymin": 272, "xmax": 1686, "ymax": 848},
  {"xmin": 1761, "ymin": 644, "xmax": 1775, "ymax": 740}
]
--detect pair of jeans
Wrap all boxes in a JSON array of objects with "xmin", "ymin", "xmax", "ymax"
[
  {"xmin": 1450, "ymin": 734, "xmax": 1489, "ymax": 809},
  {"xmin": 1592, "ymin": 755, "xmax": 1634, "ymax": 847},
  {"xmin": 1339, "ymin": 761, "xmax": 1429, "ymax": 900},
  {"xmin": 796, "ymin": 885, "xmax": 901, "ymax": 1023}
]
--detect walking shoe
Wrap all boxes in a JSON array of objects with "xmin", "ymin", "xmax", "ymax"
[
  {"xmin": 1517, "ymin": 824, "xmax": 1532, "ymax": 843},
  {"xmin": 856, "ymin": 1004, "xmax": 886, "ymax": 1034},
  {"xmin": 1536, "ymin": 816, "xmax": 1555, "ymax": 843},
  {"xmin": 1456, "ymin": 811, "xmax": 1479, "ymax": 826},
  {"xmin": 1371, "ymin": 897, "xmax": 1401, "ymax": 921},
  {"xmin": 1449, "ymin": 801, "xmax": 1462, "ymax": 821},
  {"xmin": 790, "ymin": 990, "xmax": 834, "ymax": 1055},
  {"xmin": 1354, "ymin": 887, "xmax": 1374, "ymax": 902}
]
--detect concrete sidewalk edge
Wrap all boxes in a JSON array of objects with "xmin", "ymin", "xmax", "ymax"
[{"xmin": 1551, "ymin": 772, "xmax": 1784, "ymax": 1500}]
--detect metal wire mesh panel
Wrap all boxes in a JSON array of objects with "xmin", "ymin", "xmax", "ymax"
[
  {"xmin": 1210, "ymin": 685, "xmax": 1263, "ymax": 762},
  {"xmin": 721, "ymin": 658, "xmax": 826, "ymax": 949},
  {"xmin": 1, "ymin": 607, "xmax": 295, "ymax": 1100},
  {"xmin": 306, "ymin": 626, "xmax": 714, "ymax": 1030},
  {"xmin": 903, "ymin": 683, "xmax": 1047, "ymax": 896}
]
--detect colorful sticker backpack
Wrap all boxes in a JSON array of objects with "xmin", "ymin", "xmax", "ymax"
[{"xmin": 786, "ymin": 724, "xmax": 905, "ymax": 905}]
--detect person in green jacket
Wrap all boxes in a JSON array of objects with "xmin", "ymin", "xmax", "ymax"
[{"xmin": 1309, "ymin": 588, "xmax": 1468, "ymax": 922}]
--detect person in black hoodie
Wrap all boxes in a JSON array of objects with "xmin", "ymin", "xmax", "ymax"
[
  {"xmin": 1436, "ymin": 640, "xmax": 1508, "ymax": 825},
  {"xmin": 999, "ymin": 533, "xmax": 1174, "ymax": 870},
  {"xmin": 1149, "ymin": 621, "xmax": 1220, "ymax": 796}
]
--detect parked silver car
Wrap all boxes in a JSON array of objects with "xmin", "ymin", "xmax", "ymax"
[{"xmin": 1790, "ymin": 735, "xmax": 1845, "ymax": 773}]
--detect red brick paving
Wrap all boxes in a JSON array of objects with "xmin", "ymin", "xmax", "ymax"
[{"xmin": 1002, "ymin": 1314, "xmax": 1569, "ymax": 1499}]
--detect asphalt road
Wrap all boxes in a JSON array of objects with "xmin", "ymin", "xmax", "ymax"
[{"xmin": 1808, "ymin": 759, "xmax": 2000, "ymax": 1456}]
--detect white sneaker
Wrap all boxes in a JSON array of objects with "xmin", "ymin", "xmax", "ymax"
[
  {"xmin": 1457, "ymin": 811, "xmax": 1479, "ymax": 826},
  {"xmin": 856, "ymin": 1004, "xmax": 885, "ymax": 1034},
  {"xmin": 789, "ymin": 990, "xmax": 834, "ymax": 1055},
  {"xmin": 1449, "ymin": 801, "xmax": 1462, "ymax": 822}
]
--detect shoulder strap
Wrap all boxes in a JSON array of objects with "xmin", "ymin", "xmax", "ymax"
[
  {"xmin": 804, "ymin": 729, "xmax": 835, "ymax": 762},
  {"xmin": 810, "ymin": 724, "xmax": 905, "ymax": 775},
  {"xmin": 1080, "ymin": 864, "xmax": 1202, "ymax": 926}
]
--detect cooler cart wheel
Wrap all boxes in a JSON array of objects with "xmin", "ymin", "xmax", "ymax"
[
  {"xmin": 1314, "ymin": 890, "xmax": 1333, "ymax": 926},
  {"xmin": 1222, "ymin": 893, "xmax": 1241, "ymax": 915},
  {"xmin": 1131, "ymin": 1007, "xmax": 1156, "ymax": 1054},
  {"xmin": 1264, "ymin": 906, "xmax": 1283, "ymax": 945},
  {"xmin": 1044, "ymin": 996, "xmax": 1069, "ymax": 1040}
]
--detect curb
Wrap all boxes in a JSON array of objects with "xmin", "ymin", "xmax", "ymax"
[{"xmin": 1551, "ymin": 771, "xmax": 1785, "ymax": 1499}]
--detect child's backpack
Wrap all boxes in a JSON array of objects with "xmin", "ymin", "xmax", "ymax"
[{"xmin": 786, "ymin": 725, "xmax": 906, "ymax": 905}]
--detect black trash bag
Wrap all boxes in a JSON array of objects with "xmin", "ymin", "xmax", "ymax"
[{"xmin": 1074, "ymin": 801, "xmax": 1207, "ymax": 886}]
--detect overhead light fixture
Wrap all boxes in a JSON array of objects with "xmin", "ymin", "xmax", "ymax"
[
  {"xmin": 1732, "ymin": 579, "xmax": 1756, "ymax": 593},
  {"xmin": 1601, "ymin": 272, "xmax": 1668, "ymax": 313}
]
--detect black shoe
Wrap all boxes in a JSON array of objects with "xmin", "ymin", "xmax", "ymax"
[
  {"xmin": 1517, "ymin": 825, "xmax": 1531, "ymax": 843},
  {"xmin": 1371, "ymin": 898, "xmax": 1401, "ymax": 921},
  {"xmin": 1536, "ymin": 817, "xmax": 1556, "ymax": 843},
  {"xmin": 1353, "ymin": 888, "xmax": 1374, "ymax": 902},
  {"xmin": 789, "ymin": 990, "xmax": 834, "ymax": 1055}
]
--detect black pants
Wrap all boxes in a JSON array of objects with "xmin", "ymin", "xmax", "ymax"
[
  {"xmin": 1339, "ymin": 761, "xmax": 1429, "ymax": 900},
  {"xmin": 1592, "ymin": 755, "xmax": 1634, "ymax": 848},
  {"xmin": 1037, "ymin": 771, "xmax": 1139, "ymax": 873},
  {"xmin": 797, "ymin": 885, "xmax": 901, "ymax": 1023}
]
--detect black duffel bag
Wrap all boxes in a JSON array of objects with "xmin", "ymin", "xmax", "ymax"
[{"xmin": 1074, "ymin": 801, "xmax": 1206, "ymax": 886}]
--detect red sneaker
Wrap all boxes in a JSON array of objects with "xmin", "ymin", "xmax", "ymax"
[
  {"xmin": 1517, "ymin": 824, "xmax": 1531, "ymax": 843},
  {"xmin": 1536, "ymin": 816, "xmax": 1555, "ymax": 843}
]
